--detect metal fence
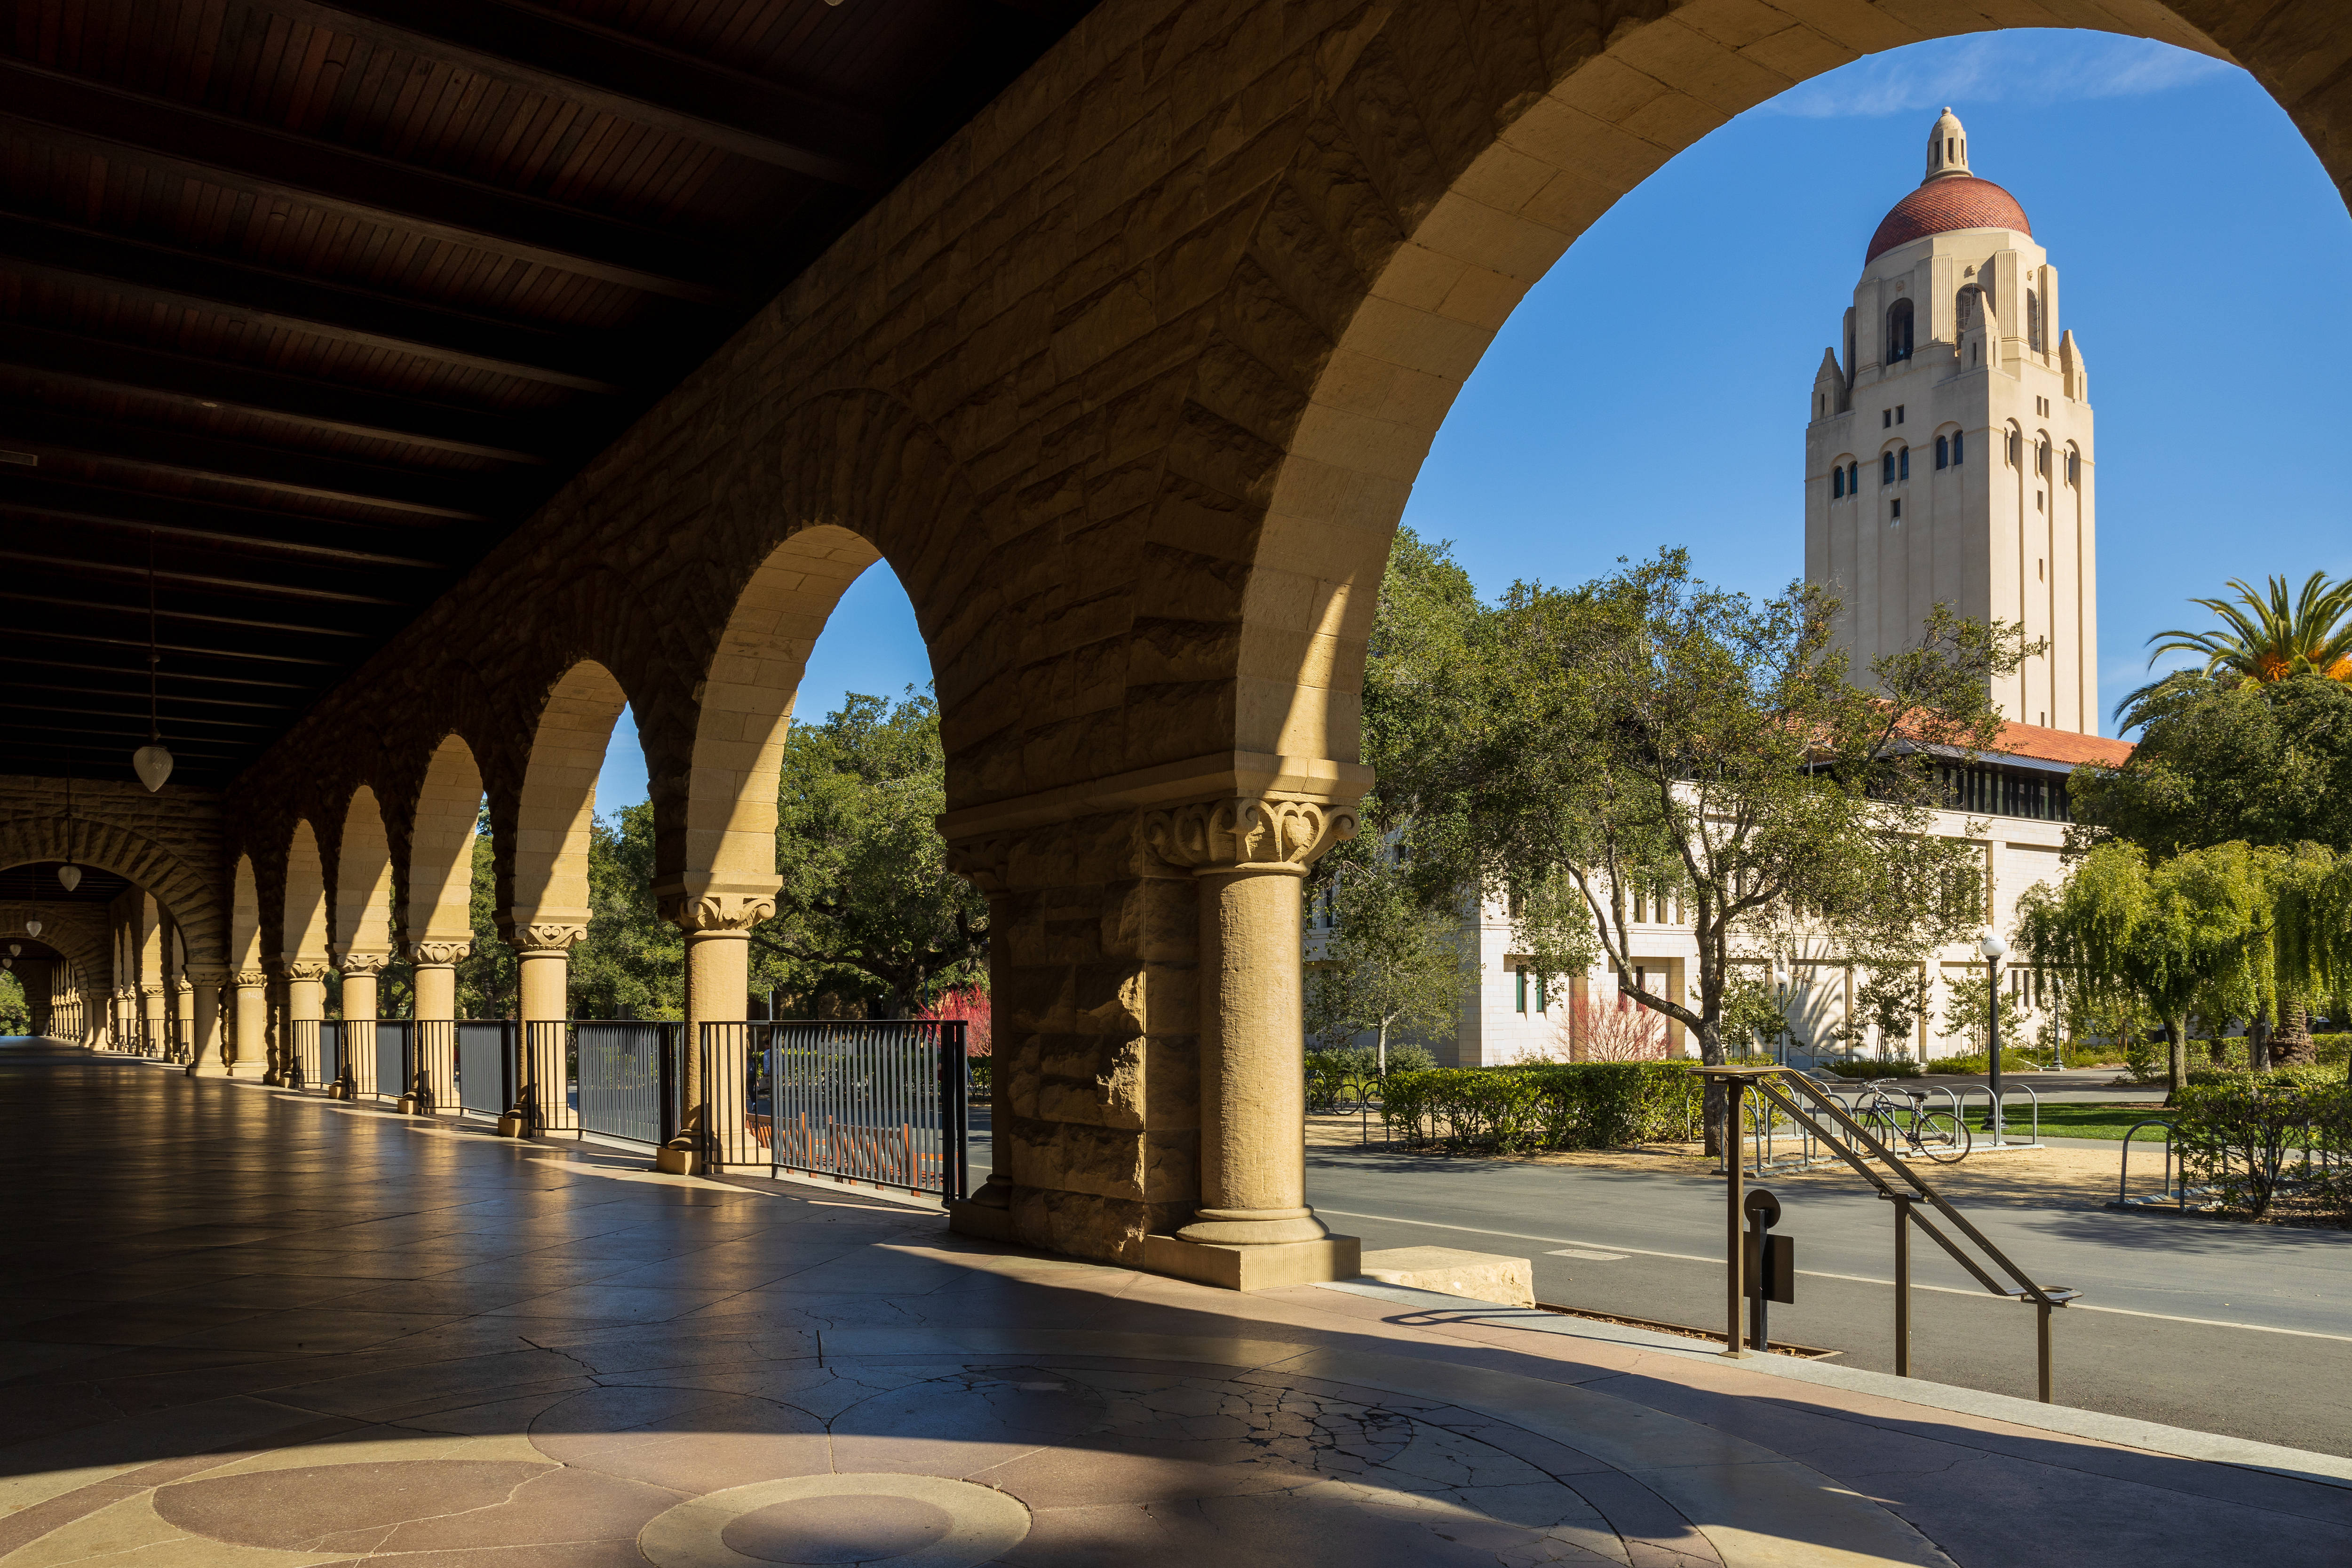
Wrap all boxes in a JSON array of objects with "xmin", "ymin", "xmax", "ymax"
[
  {"xmin": 456, "ymin": 1021, "xmax": 512, "ymax": 1117},
  {"xmin": 575, "ymin": 1022, "xmax": 679, "ymax": 1145},
  {"xmin": 697, "ymin": 1019, "xmax": 969, "ymax": 1198},
  {"xmin": 284, "ymin": 1018, "xmax": 326, "ymax": 1090}
]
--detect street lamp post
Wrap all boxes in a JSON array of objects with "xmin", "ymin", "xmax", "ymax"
[{"xmin": 1980, "ymin": 931, "xmax": 2006, "ymax": 1142}]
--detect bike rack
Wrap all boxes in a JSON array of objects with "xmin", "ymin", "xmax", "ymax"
[
  {"xmin": 1700, "ymin": 1065, "xmax": 2080, "ymax": 1401},
  {"xmin": 1952, "ymin": 1080, "xmax": 2042, "ymax": 1151},
  {"xmin": 2110, "ymin": 1119, "xmax": 2211, "ymax": 1212}
]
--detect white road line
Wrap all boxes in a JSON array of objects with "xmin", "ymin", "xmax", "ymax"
[{"xmin": 1316, "ymin": 1208, "xmax": 2352, "ymax": 1344}]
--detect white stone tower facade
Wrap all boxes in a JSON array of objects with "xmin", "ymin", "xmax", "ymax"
[{"xmin": 1805, "ymin": 109, "xmax": 2098, "ymax": 734}]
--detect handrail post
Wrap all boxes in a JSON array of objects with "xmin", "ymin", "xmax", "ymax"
[
  {"xmin": 1722, "ymin": 1073, "xmax": 1748, "ymax": 1357},
  {"xmin": 2038, "ymin": 1298, "xmax": 2055, "ymax": 1403},
  {"xmin": 1892, "ymin": 1192, "xmax": 1912, "ymax": 1377}
]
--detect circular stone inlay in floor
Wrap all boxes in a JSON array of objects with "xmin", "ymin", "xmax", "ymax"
[
  {"xmin": 722, "ymin": 1493, "xmax": 954, "ymax": 1564},
  {"xmin": 639, "ymin": 1473, "xmax": 1030, "ymax": 1568}
]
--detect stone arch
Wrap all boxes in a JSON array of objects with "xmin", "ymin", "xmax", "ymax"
[
  {"xmin": 513, "ymin": 661, "xmax": 632, "ymax": 936},
  {"xmin": 0, "ymin": 905, "xmax": 106, "ymax": 996},
  {"xmin": 1221, "ymin": 2, "xmax": 2241, "ymax": 772},
  {"xmin": 405, "ymin": 735, "xmax": 483, "ymax": 946},
  {"xmin": 0, "ymin": 817, "xmax": 222, "ymax": 968},
  {"xmin": 229, "ymin": 855, "xmax": 262, "ymax": 975},
  {"xmin": 683, "ymin": 525, "xmax": 883, "ymax": 892},
  {"xmin": 335, "ymin": 786, "xmax": 395, "ymax": 962},
  {"xmin": 283, "ymin": 821, "xmax": 330, "ymax": 967}
]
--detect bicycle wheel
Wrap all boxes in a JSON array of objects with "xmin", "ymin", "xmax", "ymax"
[
  {"xmin": 1911, "ymin": 1109, "xmax": 1972, "ymax": 1164},
  {"xmin": 1857, "ymin": 1107, "xmax": 1901, "ymax": 1157}
]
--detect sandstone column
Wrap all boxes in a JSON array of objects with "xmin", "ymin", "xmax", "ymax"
[
  {"xmin": 337, "ymin": 952, "xmax": 387, "ymax": 1098},
  {"xmin": 230, "ymin": 969, "xmax": 269, "ymax": 1076},
  {"xmin": 141, "ymin": 983, "xmax": 166, "ymax": 1058},
  {"xmin": 285, "ymin": 961, "xmax": 327, "ymax": 1088},
  {"xmin": 1141, "ymin": 796, "xmax": 1360, "ymax": 1289},
  {"xmin": 509, "ymin": 922, "xmax": 584, "ymax": 1136},
  {"xmin": 261, "ymin": 966, "xmax": 287, "ymax": 1084},
  {"xmin": 185, "ymin": 968, "xmax": 229, "ymax": 1075},
  {"xmin": 406, "ymin": 940, "xmax": 467, "ymax": 1113},
  {"xmin": 654, "ymin": 887, "xmax": 772, "ymax": 1175}
]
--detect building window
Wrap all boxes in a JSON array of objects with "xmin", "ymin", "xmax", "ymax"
[
  {"xmin": 1952, "ymin": 430, "xmax": 1965, "ymax": 465},
  {"xmin": 1935, "ymin": 435, "xmax": 1948, "ymax": 469},
  {"xmin": 1886, "ymin": 298, "xmax": 1914, "ymax": 363},
  {"xmin": 2066, "ymin": 450, "xmax": 2080, "ymax": 485},
  {"xmin": 2028, "ymin": 289, "xmax": 2044, "ymax": 351},
  {"xmin": 1882, "ymin": 409, "xmax": 1892, "ymax": 429},
  {"xmin": 1881, "ymin": 452, "xmax": 1894, "ymax": 486},
  {"xmin": 1832, "ymin": 465, "xmax": 1844, "ymax": 499},
  {"xmin": 1515, "ymin": 967, "xmax": 1526, "ymax": 1014},
  {"xmin": 1890, "ymin": 498, "xmax": 1902, "ymax": 524},
  {"xmin": 1899, "ymin": 447, "xmax": 1909, "ymax": 481},
  {"xmin": 1895, "ymin": 404, "xmax": 1906, "ymax": 424}
]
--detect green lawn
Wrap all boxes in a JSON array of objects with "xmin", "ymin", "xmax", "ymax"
[{"xmin": 1962, "ymin": 1100, "xmax": 2173, "ymax": 1141}]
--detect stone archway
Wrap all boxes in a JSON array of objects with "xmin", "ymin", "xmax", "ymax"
[{"xmin": 0, "ymin": 817, "xmax": 222, "ymax": 969}]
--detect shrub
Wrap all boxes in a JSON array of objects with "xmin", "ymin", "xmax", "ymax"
[
  {"xmin": 1304, "ymin": 1044, "xmax": 1437, "ymax": 1112},
  {"xmin": 2172, "ymin": 1077, "xmax": 2352, "ymax": 1220},
  {"xmin": 2311, "ymin": 1034, "xmax": 2350, "ymax": 1067},
  {"xmin": 1378, "ymin": 1062, "xmax": 1703, "ymax": 1153},
  {"xmin": 1816, "ymin": 1057, "xmax": 1921, "ymax": 1079}
]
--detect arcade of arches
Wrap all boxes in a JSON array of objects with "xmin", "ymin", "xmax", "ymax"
[{"xmin": 6, "ymin": 0, "xmax": 2349, "ymax": 1292}]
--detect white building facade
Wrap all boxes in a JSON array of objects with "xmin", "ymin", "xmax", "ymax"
[{"xmin": 1420, "ymin": 111, "xmax": 2128, "ymax": 1069}]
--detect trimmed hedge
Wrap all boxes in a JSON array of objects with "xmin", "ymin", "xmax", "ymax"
[
  {"xmin": 1378, "ymin": 1062, "xmax": 1704, "ymax": 1154},
  {"xmin": 2172, "ymin": 1076, "xmax": 2352, "ymax": 1220}
]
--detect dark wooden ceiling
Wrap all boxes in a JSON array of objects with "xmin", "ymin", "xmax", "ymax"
[
  {"xmin": 0, "ymin": 0, "xmax": 1094, "ymax": 790},
  {"xmin": 0, "ymin": 860, "xmax": 133, "ymax": 906}
]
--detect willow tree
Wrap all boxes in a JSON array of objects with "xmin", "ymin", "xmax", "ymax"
[{"xmin": 1377, "ymin": 548, "xmax": 2027, "ymax": 1152}]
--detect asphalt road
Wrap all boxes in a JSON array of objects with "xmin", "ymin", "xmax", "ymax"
[
  {"xmin": 966, "ymin": 1106, "xmax": 2352, "ymax": 1455},
  {"xmin": 1303, "ymin": 1143, "xmax": 2352, "ymax": 1457}
]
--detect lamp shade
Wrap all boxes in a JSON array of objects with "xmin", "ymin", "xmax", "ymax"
[
  {"xmin": 133, "ymin": 744, "xmax": 174, "ymax": 793},
  {"xmin": 56, "ymin": 865, "xmax": 81, "ymax": 893},
  {"xmin": 1979, "ymin": 931, "xmax": 2007, "ymax": 961},
  {"xmin": 7, "ymin": 944, "xmax": 18, "ymax": 957},
  {"xmin": 23, "ymin": 920, "xmax": 40, "ymax": 938}
]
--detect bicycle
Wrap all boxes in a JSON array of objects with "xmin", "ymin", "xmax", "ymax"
[{"xmin": 1853, "ymin": 1078, "xmax": 1972, "ymax": 1164}]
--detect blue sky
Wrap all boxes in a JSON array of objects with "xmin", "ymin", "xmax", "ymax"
[{"xmin": 597, "ymin": 28, "xmax": 2352, "ymax": 810}]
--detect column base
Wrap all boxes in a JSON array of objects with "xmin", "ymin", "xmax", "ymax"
[
  {"xmin": 652, "ymin": 1144, "xmax": 703, "ymax": 1176},
  {"xmin": 495, "ymin": 1113, "xmax": 528, "ymax": 1137},
  {"xmin": 185, "ymin": 1064, "xmax": 233, "ymax": 1077},
  {"xmin": 1141, "ymin": 1233, "xmax": 1361, "ymax": 1292},
  {"xmin": 946, "ymin": 1197, "xmax": 1016, "ymax": 1242}
]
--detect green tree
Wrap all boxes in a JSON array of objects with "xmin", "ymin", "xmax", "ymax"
[
  {"xmin": 570, "ymin": 801, "xmax": 684, "ymax": 1019},
  {"xmin": 1304, "ymin": 840, "xmax": 1467, "ymax": 1072},
  {"xmin": 0, "ymin": 970, "xmax": 28, "ymax": 1034},
  {"xmin": 2122, "ymin": 571, "xmax": 2352, "ymax": 716},
  {"xmin": 1937, "ymin": 966, "xmax": 2027, "ymax": 1055},
  {"xmin": 1378, "ymin": 547, "xmax": 2026, "ymax": 1151},
  {"xmin": 1851, "ymin": 964, "xmax": 1928, "ymax": 1057},
  {"xmin": 753, "ymin": 691, "xmax": 987, "ymax": 1017}
]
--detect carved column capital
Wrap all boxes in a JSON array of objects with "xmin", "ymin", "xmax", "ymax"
[
  {"xmin": 232, "ymin": 969, "xmax": 269, "ymax": 988},
  {"xmin": 658, "ymin": 892, "xmax": 776, "ymax": 934},
  {"xmin": 407, "ymin": 940, "xmax": 471, "ymax": 968},
  {"xmin": 1143, "ymin": 795, "xmax": 1357, "ymax": 878},
  {"xmin": 945, "ymin": 835, "xmax": 1016, "ymax": 897},
  {"xmin": 186, "ymin": 966, "xmax": 229, "ymax": 987},
  {"xmin": 283, "ymin": 960, "xmax": 331, "ymax": 983},
  {"xmin": 138, "ymin": 983, "xmax": 163, "ymax": 999},
  {"xmin": 513, "ymin": 922, "xmax": 589, "ymax": 956},
  {"xmin": 337, "ymin": 951, "xmax": 390, "ymax": 978}
]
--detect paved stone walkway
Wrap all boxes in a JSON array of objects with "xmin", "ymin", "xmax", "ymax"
[{"xmin": 3, "ymin": 1041, "xmax": 2347, "ymax": 1567}]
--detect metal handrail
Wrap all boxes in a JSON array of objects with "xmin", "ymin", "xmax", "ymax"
[{"xmin": 1701, "ymin": 1065, "xmax": 2079, "ymax": 1401}]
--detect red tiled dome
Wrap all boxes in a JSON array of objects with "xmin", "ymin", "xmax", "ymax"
[{"xmin": 1866, "ymin": 176, "xmax": 2031, "ymax": 262}]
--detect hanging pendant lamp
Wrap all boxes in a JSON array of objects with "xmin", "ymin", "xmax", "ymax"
[
  {"xmin": 57, "ymin": 764, "xmax": 80, "ymax": 892},
  {"xmin": 132, "ymin": 532, "xmax": 174, "ymax": 793}
]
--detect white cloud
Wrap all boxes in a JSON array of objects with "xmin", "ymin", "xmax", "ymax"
[{"xmin": 1764, "ymin": 32, "xmax": 2234, "ymax": 120}]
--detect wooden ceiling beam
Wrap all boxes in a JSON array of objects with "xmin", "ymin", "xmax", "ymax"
[
  {"xmin": 0, "ymin": 405, "xmax": 501, "ymax": 521},
  {"xmin": 0, "ymin": 212, "xmax": 634, "ymax": 393},
  {"xmin": 0, "ymin": 475, "xmax": 450, "ymax": 568},
  {"xmin": 0, "ymin": 61, "xmax": 744, "ymax": 304},
  {"xmin": 0, "ymin": 549, "xmax": 411, "ymax": 611},
  {"xmin": 0, "ymin": 322, "xmax": 559, "ymax": 464},
  {"xmin": 274, "ymin": 0, "xmax": 890, "ymax": 187}
]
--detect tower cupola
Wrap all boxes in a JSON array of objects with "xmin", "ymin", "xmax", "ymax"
[{"xmin": 1926, "ymin": 107, "xmax": 1969, "ymax": 180}]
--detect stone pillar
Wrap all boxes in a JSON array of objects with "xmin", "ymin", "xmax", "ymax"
[
  {"xmin": 1139, "ymin": 796, "xmax": 1361, "ymax": 1290},
  {"xmin": 141, "ymin": 984, "xmax": 166, "ymax": 1057},
  {"xmin": 337, "ymin": 952, "xmax": 387, "ymax": 1098},
  {"xmin": 509, "ymin": 922, "xmax": 585, "ymax": 1136},
  {"xmin": 653, "ymin": 888, "xmax": 774, "ymax": 1175},
  {"xmin": 262, "ymin": 966, "xmax": 287, "ymax": 1084},
  {"xmin": 285, "ymin": 961, "xmax": 327, "ymax": 1087},
  {"xmin": 186, "ymin": 968, "xmax": 229, "ymax": 1075},
  {"xmin": 230, "ymin": 969, "xmax": 269, "ymax": 1076},
  {"xmin": 406, "ymin": 940, "xmax": 467, "ymax": 1113},
  {"xmin": 174, "ymin": 980, "xmax": 194, "ymax": 1063}
]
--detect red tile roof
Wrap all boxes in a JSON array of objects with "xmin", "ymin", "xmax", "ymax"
[
  {"xmin": 1987, "ymin": 721, "xmax": 2133, "ymax": 767},
  {"xmin": 1867, "ymin": 175, "xmax": 2033, "ymax": 262}
]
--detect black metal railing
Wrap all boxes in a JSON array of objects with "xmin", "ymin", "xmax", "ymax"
[
  {"xmin": 456, "ymin": 1021, "xmax": 512, "ymax": 1117},
  {"xmin": 284, "ymin": 1018, "xmax": 326, "ymax": 1090},
  {"xmin": 698, "ymin": 1019, "xmax": 968, "ymax": 1198},
  {"xmin": 574, "ymin": 1021, "xmax": 680, "ymax": 1145}
]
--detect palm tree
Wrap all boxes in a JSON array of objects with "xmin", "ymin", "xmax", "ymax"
[{"xmin": 2118, "ymin": 571, "xmax": 2352, "ymax": 723}]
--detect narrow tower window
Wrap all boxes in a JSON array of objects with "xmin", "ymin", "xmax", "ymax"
[
  {"xmin": 1886, "ymin": 298, "xmax": 1915, "ymax": 363},
  {"xmin": 1936, "ymin": 435, "xmax": 1949, "ymax": 469},
  {"xmin": 1899, "ymin": 447, "xmax": 1909, "ymax": 480},
  {"xmin": 1849, "ymin": 461, "xmax": 1860, "ymax": 492},
  {"xmin": 2027, "ymin": 289, "xmax": 2044, "ymax": 351},
  {"xmin": 1952, "ymin": 430, "xmax": 1965, "ymax": 465},
  {"xmin": 1832, "ymin": 466, "xmax": 1845, "ymax": 499},
  {"xmin": 1882, "ymin": 452, "xmax": 1895, "ymax": 486}
]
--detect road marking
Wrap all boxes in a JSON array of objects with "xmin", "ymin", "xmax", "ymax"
[
  {"xmin": 1316, "ymin": 1208, "xmax": 2352, "ymax": 1344},
  {"xmin": 1548, "ymin": 1249, "xmax": 1629, "ymax": 1261}
]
